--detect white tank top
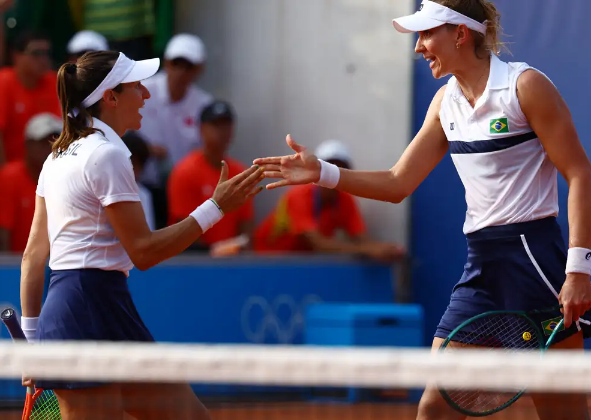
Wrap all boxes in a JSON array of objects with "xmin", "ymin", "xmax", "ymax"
[{"xmin": 439, "ymin": 55, "xmax": 558, "ymax": 234}]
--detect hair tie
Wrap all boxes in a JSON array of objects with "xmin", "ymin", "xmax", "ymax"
[{"xmin": 66, "ymin": 63, "xmax": 77, "ymax": 75}]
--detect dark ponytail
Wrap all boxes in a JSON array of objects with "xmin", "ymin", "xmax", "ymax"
[{"xmin": 53, "ymin": 51, "xmax": 123, "ymax": 157}]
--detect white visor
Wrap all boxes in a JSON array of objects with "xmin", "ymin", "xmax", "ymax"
[
  {"xmin": 80, "ymin": 53, "xmax": 160, "ymax": 110},
  {"xmin": 393, "ymin": 0, "xmax": 487, "ymax": 35}
]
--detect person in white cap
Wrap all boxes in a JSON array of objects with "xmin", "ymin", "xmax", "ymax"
[
  {"xmin": 66, "ymin": 30, "xmax": 109, "ymax": 63},
  {"xmin": 0, "ymin": 113, "xmax": 58, "ymax": 252},
  {"xmin": 255, "ymin": 1, "xmax": 591, "ymax": 418},
  {"xmin": 19, "ymin": 50, "xmax": 262, "ymax": 419},
  {"xmin": 136, "ymin": 33, "xmax": 213, "ymax": 218},
  {"xmin": 254, "ymin": 139, "xmax": 405, "ymax": 262}
]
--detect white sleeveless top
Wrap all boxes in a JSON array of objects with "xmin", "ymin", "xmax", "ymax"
[
  {"xmin": 36, "ymin": 118, "xmax": 140, "ymax": 272},
  {"xmin": 439, "ymin": 55, "xmax": 558, "ymax": 234}
]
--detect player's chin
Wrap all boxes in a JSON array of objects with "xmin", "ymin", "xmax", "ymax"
[{"xmin": 130, "ymin": 113, "xmax": 143, "ymax": 130}]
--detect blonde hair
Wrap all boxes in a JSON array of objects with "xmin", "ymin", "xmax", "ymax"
[{"xmin": 433, "ymin": 0, "xmax": 508, "ymax": 58}]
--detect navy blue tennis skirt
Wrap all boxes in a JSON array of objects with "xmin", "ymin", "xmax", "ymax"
[
  {"xmin": 36, "ymin": 269, "xmax": 154, "ymax": 390},
  {"xmin": 435, "ymin": 217, "xmax": 591, "ymax": 345}
]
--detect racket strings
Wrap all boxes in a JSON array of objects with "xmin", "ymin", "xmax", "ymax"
[
  {"xmin": 29, "ymin": 390, "xmax": 61, "ymax": 420},
  {"xmin": 440, "ymin": 313, "xmax": 542, "ymax": 414}
]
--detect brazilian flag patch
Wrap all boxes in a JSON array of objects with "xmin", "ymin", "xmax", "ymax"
[
  {"xmin": 541, "ymin": 316, "xmax": 564, "ymax": 336},
  {"xmin": 490, "ymin": 118, "xmax": 509, "ymax": 134}
]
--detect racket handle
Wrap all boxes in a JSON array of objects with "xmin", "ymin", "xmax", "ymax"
[
  {"xmin": 1, "ymin": 308, "xmax": 27, "ymax": 341},
  {"xmin": 26, "ymin": 386, "xmax": 34, "ymax": 395}
]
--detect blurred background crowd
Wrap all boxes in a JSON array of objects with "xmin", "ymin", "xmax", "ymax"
[{"xmin": 0, "ymin": 0, "xmax": 406, "ymax": 265}]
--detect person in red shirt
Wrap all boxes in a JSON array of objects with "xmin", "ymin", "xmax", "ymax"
[
  {"xmin": 168, "ymin": 101, "xmax": 255, "ymax": 252},
  {"xmin": 0, "ymin": 113, "xmax": 59, "ymax": 252},
  {"xmin": 254, "ymin": 140, "xmax": 405, "ymax": 262},
  {"xmin": 0, "ymin": 31, "xmax": 61, "ymax": 167}
]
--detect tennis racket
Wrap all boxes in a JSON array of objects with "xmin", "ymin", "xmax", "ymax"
[
  {"xmin": 1, "ymin": 308, "xmax": 61, "ymax": 420},
  {"xmin": 438, "ymin": 305, "xmax": 564, "ymax": 417}
]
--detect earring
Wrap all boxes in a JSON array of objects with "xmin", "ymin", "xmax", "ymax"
[{"xmin": 456, "ymin": 43, "xmax": 460, "ymax": 49}]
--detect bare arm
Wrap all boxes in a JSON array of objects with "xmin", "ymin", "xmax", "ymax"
[
  {"xmin": 20, "ymin": 195, "xmax": 50, "ymax": 318},
  {"xmin": 336, "ymin": 87, "xmax": 448, "ymax": 203},
  {"xmin": 517, "ymin": 69, "xmax": 591, "ymax": 326},
  {"xmin": 257, "ymin": 86, "xmax": 449, "ymax": 204},
  {"xmin": 106, "ymin": 164, "xmax": 263, "ymax": 270},
  {"xmin": 106, "ymin": 202, "xmax": 205, "ymax": 270}
]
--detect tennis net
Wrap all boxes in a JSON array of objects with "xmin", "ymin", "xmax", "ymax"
[{"xmin": 0, "ymin": 341, "xmax": 590, "ymax": 419}]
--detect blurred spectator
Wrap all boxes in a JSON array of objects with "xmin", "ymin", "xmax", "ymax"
[
  {"xmin": 254, "ymin": 140, "xmax": 406, "ymax": 263},
  {"xmin": 122, "ymin": 132, "xmax": 156, "ymax": 231},
  {"xmin": 137, "ymin": 33, "xmax": 213, "ymax": 228},
  {"xmin": 0, "ymin": 113, "xmax": 59, "ymax": 252},
  {"xmin": 0, "ymin": 31, "xmax": 60, "ymax": 167},
  {"xmin": 66, "ymin": 30, "xmax": 109, "ymax": 63},
  {"xmin": 138, "ymin": 34, "xmax": 212, "ymax": 186},
  {"xmin": 167, "ymin": 101, "xmax": 254, "ymax": 253},
  {"xmin": 82, "ymin": 0, "xmax": 154, "ymax": 60}
]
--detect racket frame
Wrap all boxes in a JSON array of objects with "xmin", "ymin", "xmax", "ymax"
[
  {"xmin": 437, "ymin": 306, "xmax": 564, "ymax": 417},
  {"xmin": 0, "ymin": 308, "xmax": 52, "ymax": 420}
]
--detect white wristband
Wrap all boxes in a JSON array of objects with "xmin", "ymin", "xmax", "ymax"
[
  {"xmin": 565, "ymin": 247, "xmax": 591, "ymax": 275},
  {"xmin": 190, "ymin": 199, "xmax": 224, "ymax": 233},
  {"xmin": 21, "ymin": 317, "xmax": 38, "ymax": 343},
  {"xmin": 315, "ymin": 159, "xmax": 340, "ymax": 189}
]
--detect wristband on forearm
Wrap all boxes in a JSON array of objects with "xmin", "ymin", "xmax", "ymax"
[
  {"xmin": 315, "ymin": 159, "xmax": 340, "ymax": 189},
  {"xmin": 21, "ymin": 317, "xmax": 38, "ymax": 343},
  {"xmin": 190, "ymin": 199, "xmax": 224, "ymax": 232},
  {"xmin": 565, "ymin": 247, "xmax": 591, "ymax": 275}
]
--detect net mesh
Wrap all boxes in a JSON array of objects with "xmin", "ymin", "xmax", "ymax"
[{"xmin": 0, "ymin": 340, "xmax": 589, "ymax": 420}]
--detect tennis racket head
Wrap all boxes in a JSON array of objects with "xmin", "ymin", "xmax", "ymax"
[
  {"xmin": 23, "ymin": 388, "xmax": 61, "ymax": 420},
  {"xmin": 0, "ymin": 308, "xmax": 62, "ymax": 420},
  {"xmin": 437, "ymin": 310, "xmax": 548, "ymax": 417}
]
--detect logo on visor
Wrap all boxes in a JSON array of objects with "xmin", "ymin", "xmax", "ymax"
[{"xmin": 490, "ymin": 118, "xmax": 509, "ymax": 134}]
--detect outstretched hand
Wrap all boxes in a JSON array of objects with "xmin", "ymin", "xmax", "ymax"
[
  {"xmin": 253, "ymin": 135, "xmax": 322, "ymax": 190},
  {"xmin": 212, "ymin": 161, "xmax": 264, "ymax": 214}
]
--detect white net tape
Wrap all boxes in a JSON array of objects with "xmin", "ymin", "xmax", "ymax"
[{"xmin": 0, "ymin": 341, "xmax": 590, "ymax": 393}]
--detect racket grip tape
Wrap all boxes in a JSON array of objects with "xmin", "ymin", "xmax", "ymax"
[{"xmin": 1, "ymin": 308, "xmax": 27, "ymax": 341}]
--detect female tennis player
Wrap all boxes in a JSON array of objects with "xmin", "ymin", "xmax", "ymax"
[
  {"xmin": 255, "ymin": 1, "xmax": 591, "ymax": 419},
  {"xmin": 20, "ymin": 51, "xmax": 263, "ymax": 419}
]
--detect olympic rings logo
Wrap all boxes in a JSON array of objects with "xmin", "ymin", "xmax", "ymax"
[{"xmin": 241, "ymin": 294, "xmax": 322, "ymax": 343}]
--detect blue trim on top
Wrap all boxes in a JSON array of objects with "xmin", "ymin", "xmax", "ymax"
[{"xmin": 449, "ymin": 131, "xmax": 538, "ymax": 154}]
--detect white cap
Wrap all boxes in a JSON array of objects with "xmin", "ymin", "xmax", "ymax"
[
  {"xmin": 315, "ymin": 140, "xmax": 352, "ymax": 165},
  {"xmin": 393, "ymin": 0, "xmax": 487, "ymax": 35},
  {"xmin": 67, "ymin": 31, "xmax": 109, "ymax": 54},
  {"xmin": 77, "ymin": 53, "xmax": 160, "ymax": 112},
  {"xmin": 25, "ymin": 113, "xmax": 62, "ymax": 141},
  {"xmin": 164, "ymin": 34, "xmax": 207, "ymax": 65}
]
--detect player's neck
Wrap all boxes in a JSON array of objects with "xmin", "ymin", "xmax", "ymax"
[
  {"xmin": 15, "ymin": 66, "xmax": 39, "ymax": 90},
  {"xmin": 453, "ymin": 55, "xmax": 491, "ymax": 107}
]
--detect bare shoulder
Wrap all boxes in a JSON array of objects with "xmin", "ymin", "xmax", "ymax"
[
  {"xmin": 516, "ymin": 69, "xmax": 559, "ymax": 101},
  {"xmin": 425, "ymin": 84, "xmax": 448, "ymax": 121}
]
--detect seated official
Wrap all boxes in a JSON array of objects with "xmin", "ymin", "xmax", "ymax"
[{"xmin": 254, "ymin": 140, "xmax": 405, "ymax": 262}]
